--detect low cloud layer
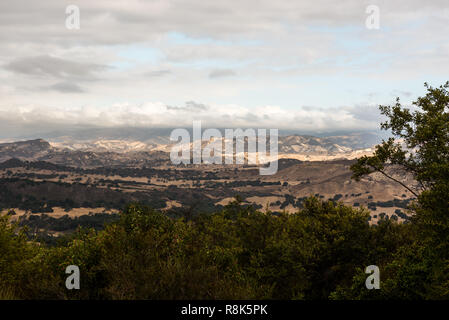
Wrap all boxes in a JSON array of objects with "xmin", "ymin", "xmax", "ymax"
[{"xmin": 0, "ymin": 101, "xmax": 385, "ymax": 139}]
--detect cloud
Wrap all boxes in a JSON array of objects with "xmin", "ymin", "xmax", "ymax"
[
  {"xmin": 44, "ymin": 82, "xmax": 86, "ymax": 93},
  {"xmin": 0, "ymin": 0, "xmax": 448, "ymax": 137},
  {"xmin": 0, "ymin": 101, "xmax": 384, "ymax": 139},
  {"xmin": 343, "ymin": 104, "xmax": 384, "ymax": 123},
  {"xmin": 166, "ymin": 101, "xmax": 209, "ymax": 112},
  {"xmin": 144, "ymin": 69, "xmax": 171, "ymax": 77},
  {"xmin": 4, "ymin": 55, "xmax": 108, "ymax": 80},
  {"xmin": 209, "ymin": 69, "xmax": 236, "ymax": 78},
  {"xmin": 390, "ymin": 90, "xmax": 413, "ymax": 98}
]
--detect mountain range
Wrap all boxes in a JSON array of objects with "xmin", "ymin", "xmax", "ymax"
[{"xmin": 0, "ymin": 131, "xmax": 379, "ymax": 168}]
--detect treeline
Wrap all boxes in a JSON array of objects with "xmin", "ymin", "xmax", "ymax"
[
  {"xmin": 0, "ymin": 197, "xmax": 414, "ymax": 300},
  {"xmin": 0, "ymin": 178, "xmax": 194, "ymax": 212},
  {"xmin": 0, "ymin": 177, "xmax": 267, "ymax": 215},
  {"xmin": 0, "ymin": 158, "xmax": 226, "ymax": 180},
  {"xmin": 19, "ymin": 213, "xmax": 120, "ymax": 233}
]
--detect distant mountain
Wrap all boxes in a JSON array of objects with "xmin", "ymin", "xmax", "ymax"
[
  {"xmin": 45, "ymin": 131, "xmax": 377, "ymax": 152},
  {"xmin": 0, "ymin": 139, "xmax": 52, "ymax": 161},
  {"xmin": 0, "ymin": 139, "xmax": 170, "ymax": 168},
  {"xmin": 7, "ymin": 127, "xmax": 384, "ymax": 149},
  {"xmin": 0, "ymin": 132, "xmax": 376, "ymax": 168}
]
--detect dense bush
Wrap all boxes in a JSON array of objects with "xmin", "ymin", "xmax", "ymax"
[{"xmin": 0, "ymin": 197, "xmax": 412, "ymax": 300}]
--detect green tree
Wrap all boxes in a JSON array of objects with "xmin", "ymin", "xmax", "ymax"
[{"xmin": 348, "ymin": 82, "xmax": 449, "ymax": 299}]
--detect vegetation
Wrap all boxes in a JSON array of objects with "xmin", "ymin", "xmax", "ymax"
[
  {"xmin": 0, "ymin": 198, "xmax": 410, "ymax": 300},
  {"xmin": 343, "ymin": 82, "xmax": 449, "ymax": 299},
  {"xmin": 0, "ymin": 82, "xmax": 448, "ymax": 299}
]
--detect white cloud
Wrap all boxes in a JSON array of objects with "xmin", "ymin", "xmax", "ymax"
[
  {"xmin": 4, "ymin": 55, "xmax": 108, "ymax": 79},
  {"xmin": 209, "ymin": 69, "xmax": 236, "ymax": 79},
  {"xmin": 0, "ymin": 0, "xmax": 447, "ymax": 136},
  {"xmin": 0, "ymin": 101, "xmax": 382, "ymax": 138}
]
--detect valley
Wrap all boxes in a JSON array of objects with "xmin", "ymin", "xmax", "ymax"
[{"xmin": 0, "ymin": 136, "xmax": 417, "ymax": 240}]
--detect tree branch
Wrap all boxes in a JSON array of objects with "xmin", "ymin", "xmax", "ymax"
[{"xmin": 376, "ymin": 168, "xmax": 419, "ymax": 198}]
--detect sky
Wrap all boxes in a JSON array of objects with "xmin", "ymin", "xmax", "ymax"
[{"xmin": 1, "ymin": 0, "xmax": 449, "ymax": 138}]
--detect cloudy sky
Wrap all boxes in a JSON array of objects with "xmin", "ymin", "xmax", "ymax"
[{"xmin": 1, "ymin": 0, "xmax": 448, "ymax": 138}]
